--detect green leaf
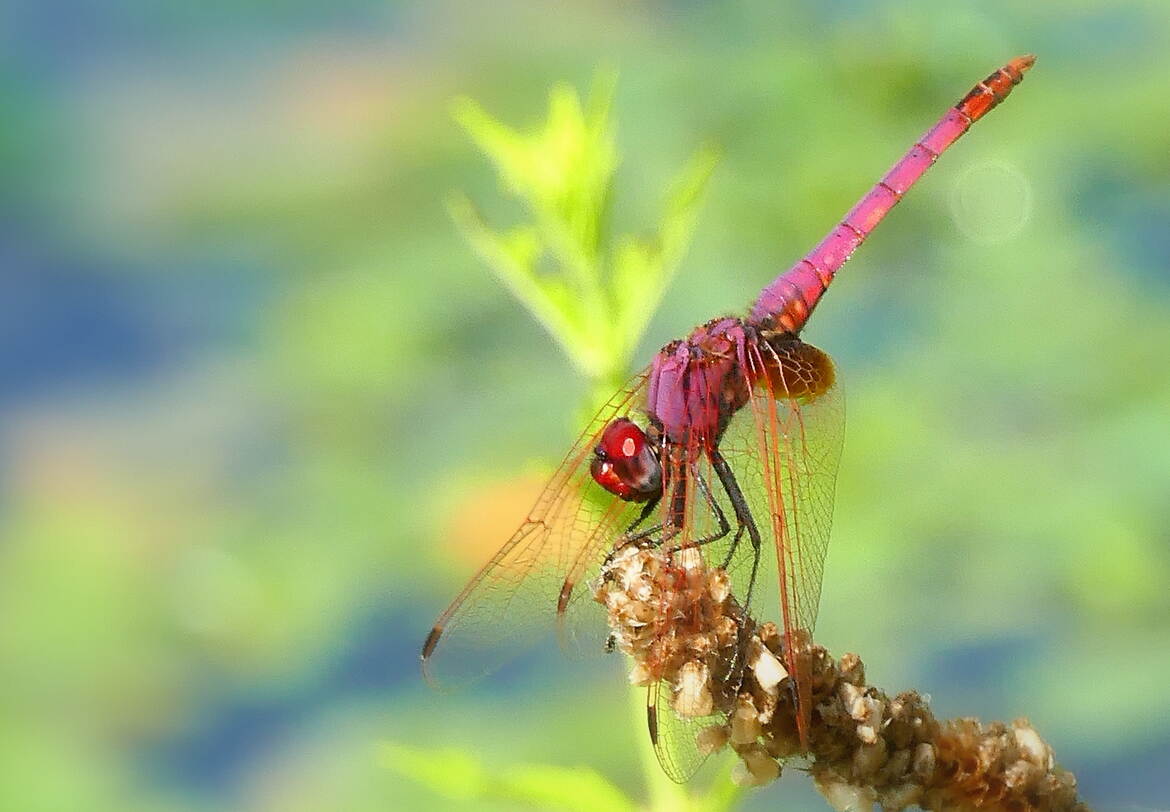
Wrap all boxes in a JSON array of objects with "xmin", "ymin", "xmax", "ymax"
[
  {"xmin": 450, "ymin": 72, "xmax": 718, "ymax": 434},
  {"xmin": 447, "ymin": 193, "xmax": 602, "ymax": 377}
]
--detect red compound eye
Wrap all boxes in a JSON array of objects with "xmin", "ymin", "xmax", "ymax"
[
  {"xmin": 590, "ymin": 418, "xmax": 661, "ymax": 502},
  {"xmin": 601, "ymin": 420, "xmax": 645, "ymax": 460}
]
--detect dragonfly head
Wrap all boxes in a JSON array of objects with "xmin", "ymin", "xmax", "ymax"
[{"xmin": 591, "ymin": 418, "xmax": 662, "ymax": 503}]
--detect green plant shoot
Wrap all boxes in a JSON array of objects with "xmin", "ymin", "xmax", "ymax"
[{"xmin": 448, "ymin": 71, "xmax": 719, "ymax": 410}]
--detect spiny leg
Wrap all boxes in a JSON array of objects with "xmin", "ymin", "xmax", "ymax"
[
  {"xmin": 709, "ymin": 448, "xmax": 763, "ymax": 613},
  {"xmin": 616, "ymin": 467, "xmax": 688, "ymax": 558},
  {"xmin": 625, "ymin": 495, "xmax": 660, "ymax": 535},
  {"xmin": 661, "ymin": 463, "xmax": 732, "ymax": 560},
  {"xmin": 702, "ymin": 449, "xmax": 767, "ymax": 687},
  {"xmin": 602, "ymin": 496, "xmax": 664, "ymax": 569},
  {"xmin": 620, "ymin": 494, "xmax": 665, "ymax": 545},
  {"xmin": 719, "ymin": 524, "xmax": 747, "ymax": 571},
  {"xmin": 682, "ymin": 467, "xmax": 732, "ymax": 547}
]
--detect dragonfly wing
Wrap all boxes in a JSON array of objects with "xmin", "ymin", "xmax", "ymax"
[
  {"xmin": 723, "ymin": 337, "xmax": 844, "ymax": 743},
  {"xmin": 422, "ymin": 372, "xmax": 653, "ymax": 689},
  {"xmin": 648, "ymin": 677, "xmax": 722, "ymax": 784},
  {"xmin": 639, "ymin": 436, "xmax": 744, "ymax": 783}
]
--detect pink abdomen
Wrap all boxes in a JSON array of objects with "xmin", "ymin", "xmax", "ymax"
[{"xmin": 750, "ymin": 55, "xmax": 1035, "ymax": 334}]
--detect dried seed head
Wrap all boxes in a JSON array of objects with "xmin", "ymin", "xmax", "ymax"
[
  {"xmin": 913, "ymin": 742, "xmax": 936, "ymax": 781},
  {"xmin": 592, "ymin": 548, "xmax": 1086, "ymax": 809},
  {"xmin": 852, "ymin": 739, "xmax": 888, "ymax": 777},
  {"xmin": 882, "ymin": 782, "xmax": 924, "ymax": 811},
  {"xmin": 744, "ymin": 745, "xmax": 782, "ymax": 784},
  {"xmin": 673, "ymin": 661, "xmax": 714, "ymax": 718},
  {"xmin": 816, "ymin": 777, "xmax": 877, "ymax": 812},
  {"xmin": 730, "ymin": 693, "xmax": 763, "ymax": 745},
  {"xmin": 750, "ymin": 638, "xmax": 789, "ymax": 693},
  {"xmin": 697, "ymin": 723, "xmax": 730, "ymax": 755},
  {"xmin": 839, "ymin": 651, "xmax": 865, "ymax": 686},
  {"xmin": 707, "ymin": 568, "xmax": 731, "ymax": 604},
  {"xmin": 627, "ymin": 661, "xmax": 653, "ymax": 687},
  {"xmin": 1013, "ymin": 719, "xmax": 1052, "ymax": 769}
]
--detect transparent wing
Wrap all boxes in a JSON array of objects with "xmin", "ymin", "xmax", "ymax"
[
  {"xmin": 421, "ymin": 371, "xmax": 653, "ymax": 689},
  {"xmin": 639, "ymin": 390, "xmax": 757, "ymax": 783},
  {"xmin": 642, "ymin": 459, "xmax": 739, "ymax": 784},
  {"xmin": 648, "ymin": 677, "xmax": 724, "ymax": 784},
  {"xmin": 736, "ymin": 337, "xmax": 844, "ymax": 743}
]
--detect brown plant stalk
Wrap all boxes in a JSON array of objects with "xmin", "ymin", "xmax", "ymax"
[{"xmin": 592, "ymin": 546, "xmax": 1089, "ymax": 811}]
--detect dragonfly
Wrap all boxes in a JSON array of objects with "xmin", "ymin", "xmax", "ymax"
[{"xmin": 422, "ymin": 55, "xmax": 1034, "ymax": 782}]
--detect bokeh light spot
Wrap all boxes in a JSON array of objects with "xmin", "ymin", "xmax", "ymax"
[{"xmin": 948, "ymin": 160, "xmax": 1033, "ymax": 245}]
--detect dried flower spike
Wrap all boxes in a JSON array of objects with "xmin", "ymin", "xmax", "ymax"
[{"xmin": 593, "ymin": 547, "xmax": 1088, "ymax": 811}]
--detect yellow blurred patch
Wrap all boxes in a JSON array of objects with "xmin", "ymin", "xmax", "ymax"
[{"xmin": 443, "ymin": 471, "xmax": 552, "ymax": 568}]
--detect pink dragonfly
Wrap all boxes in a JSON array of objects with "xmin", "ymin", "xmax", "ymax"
[{"xmin": 423, "ymin": 56, "xmax": 1034, "ymax": 781}]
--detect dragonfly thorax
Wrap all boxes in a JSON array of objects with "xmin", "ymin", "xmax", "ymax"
[
  {"xmin": 647, "ymin": 317, "xmax": 752, "ymax": 448},
  {"xmin": 590, "ymin": 418, "xmax": 662, "ymax": 502}
]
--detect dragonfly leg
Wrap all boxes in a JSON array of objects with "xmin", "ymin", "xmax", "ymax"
[
  {"xmin": 661, "ymin": 465, "xmax": 732, "ymax": 560},
  {"xmin": 637, "ymin": 464, "xmax": 733, "ymax": 562},
  {"xmin": 709, "ymin": 448, "xmax": 764, "ymax": 612},
  {"xmin": 687, "ymin": 468, "xmax": 733, "ymax": 546},
  {"xmin": 602, "ymin": 497, "xmax": 665, "ymax": 568},
  {"xmin": 620, "ymin": 495, "xmax": 665, "ymax": 546},
  {"xmin": 708, "ymin": 451, "xmax": 768, "ymax": 697},
  {"xmin": 605, "ymin": 521, "xmax": 665, "ymax": 559},
  {"xmin": 625, "ymin": 495, "xmax": 661, "ymax": 535},
  {"xmin": 628, "ymin": 472, "xmax": 687, "ymax": 555},
  {"xmin": 718, "ymin": 523, "xmax": 747, "ymax": 571}
]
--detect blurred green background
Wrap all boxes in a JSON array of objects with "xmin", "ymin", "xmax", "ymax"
[{"xmin": 2, "ymin": 1, "xmax": 1168, "ymax": 810}]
